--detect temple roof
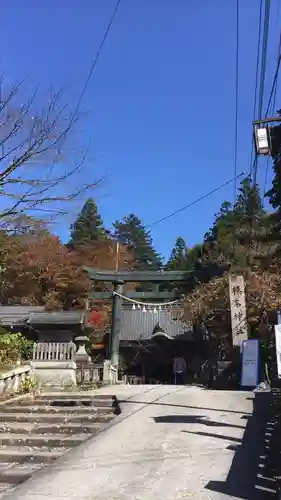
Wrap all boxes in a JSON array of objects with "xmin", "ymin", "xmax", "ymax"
[
  {"xmin": 28, "ymin": 311, "xmax": 85, "ymax": 325},
  {"xmin": 0, "ymin": 307, "xmax": 84, "ymax": 327},
  {"xmin": 120, "ymin": 304, "xmax": 193, "ymax": 342},
  {"xmin": 0, "ymin": 306, "xmax": 44, "ymax": 326}
]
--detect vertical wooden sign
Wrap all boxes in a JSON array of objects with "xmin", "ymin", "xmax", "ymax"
[{"xmin": 228, "ymin": 274, "xmax": 248, "ymax": 347}]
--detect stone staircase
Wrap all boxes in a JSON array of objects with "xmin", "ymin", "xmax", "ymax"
[{"xmin": 0, "ymin": 393, "xmax": 116, "ymax": 498}]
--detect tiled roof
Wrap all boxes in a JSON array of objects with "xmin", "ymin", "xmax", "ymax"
[
  {"xmin": 28, "ymin": 311, "xmax": 84, "ymax": 325},
  {"xmin": 0, "ymin": 306, "xmax": 44, "ymax": 326},
  {"xmin": 0, "ymin": 307, "xmax": 84, "ymax": 326},
  {"xmin": 120, "ymin": 306, "xmax": 193, "ymax": 341}
]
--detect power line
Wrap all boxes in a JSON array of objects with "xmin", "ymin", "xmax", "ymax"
[
  {"xmin": 250, "ymin": 0, "xmax": 263, "ymax": 177},
  {"xmin": 233, "ymin": 0, "xmax": 240, "ymax": 202},
  {"xmin": 73, "ymin": 0, "xmax": 121, "ymax": 117},
  {"xmin": 264, "ymin": 54, "xmax": 281, "ymax": 119},
  {"xmin": 253, "ymin": 0, "xmax": 271, "ymax": 186},
  {"xmin": 258, "ymin": 0, "xmax": 271, "ymax": 119},
  {"xmin": 147, "ymin": 172, "xmax": 246, "ymax": 229}
]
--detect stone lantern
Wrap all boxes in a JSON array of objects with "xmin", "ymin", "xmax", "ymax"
[{"xmin": 74, "ymin": 335, "xmax": 91, "ymax": 363}]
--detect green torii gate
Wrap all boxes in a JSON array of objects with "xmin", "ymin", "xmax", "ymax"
[{"xmin": 83, "ymin": 264, "xmax": 229, "ymax": 370}]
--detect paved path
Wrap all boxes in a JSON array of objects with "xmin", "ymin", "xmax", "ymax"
[{"xmin": 5, "ymin": 385, "xmax": 266, "ymax": 500}]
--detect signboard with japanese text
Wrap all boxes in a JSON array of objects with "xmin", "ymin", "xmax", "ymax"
[{"xmin": 241, "ymin": 339, "xmax": 259, "ymax": 387}]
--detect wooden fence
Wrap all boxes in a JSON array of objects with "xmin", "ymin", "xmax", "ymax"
[{"xmin": 33, "ymin": 342, "xmax": 76, "ymax": 362}]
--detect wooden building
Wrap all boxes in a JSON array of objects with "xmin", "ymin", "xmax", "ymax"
[{"xmin": 0, "ymin": 306, "xmax": 85, "ymax": 342}]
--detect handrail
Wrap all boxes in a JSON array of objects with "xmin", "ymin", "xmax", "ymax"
[{"xmin": 0, "ymin": 364, "xmax": 31, "ymax": 394}]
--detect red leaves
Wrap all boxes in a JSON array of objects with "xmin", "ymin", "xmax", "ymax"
[{"xmin": 88, "ymin": 310, "xmax": 106, "ymax": 327}]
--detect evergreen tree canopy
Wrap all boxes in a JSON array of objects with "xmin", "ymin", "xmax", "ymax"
[
  {"xmin": 265, "ymin": 113, "xmax": 281, "ymax": 211},
  {"xmin": 264, "ymin": 117, "xmax": 281, "ymax": 247},
  {"xmin": 69, "ymin": 199, "xmax": 106, "ymax": 247},
  {"xmin": 113, "ymin": 213, "xmax": 162, "ymax": 270},
  {"xmin": 167, "ymin": 237, "xmax": 187, "ymax": 270},
  {"xmin": 202, "ymin": 177, "xmax": 265, "ymax": 268},
  {"xmin": 166, "ymin": 237, "xmax": 202, "ymax": 271}
]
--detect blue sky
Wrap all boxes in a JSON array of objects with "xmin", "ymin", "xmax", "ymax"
[{"xmin": 1, "ymin": 0, "xmax": 281, "ymax": 260}]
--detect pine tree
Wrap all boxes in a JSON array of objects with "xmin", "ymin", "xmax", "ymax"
[
  {"xmin": 166, "ymin": 237, "xmax": 188, "ymax": 270},
  {"xmin": 167, "ymin": 238, "xmax": 204, "ymax": 271},
  {"xmin": 265, "ymin": 117, "xmax": 281, "ymax": 247},
  {"xmin": 69, "ymin": 199, "xmax": 107, "ymax": 247},
  {"xmin": 113, "ymin": 214, "xmax": 162, "ymax": 270},
  {"xmin": 203, "ymin": 177, "xmax": 265, "ymax": 268},
  {"xmin": 234, "ymin": 177, "xmax": 263, "ymax": 220},
  {"xmin": 265, "ymin": 112, "xmax": 281, "ymax": 211}
]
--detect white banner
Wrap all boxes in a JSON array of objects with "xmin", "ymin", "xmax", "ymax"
[
  {"xmin": 241, "ymin": 339, "xmax": 259, "ymax": 387},
  {"xmin": 275, "ymin": 325, "xmax": 281, "ymax": 378}
]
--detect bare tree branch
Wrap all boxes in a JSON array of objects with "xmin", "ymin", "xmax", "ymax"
[{"xmin": 0, "ymin": 77, "xmax": 98, "ymax": 227}]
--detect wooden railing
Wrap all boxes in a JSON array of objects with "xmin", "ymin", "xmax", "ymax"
[
  {"xmin": 33, "ymin": 342, "xmax": 75, "ymax": 361},
  {"xmin": 0, "ymin": 364, "xmax": 31, "ymax": 395}
]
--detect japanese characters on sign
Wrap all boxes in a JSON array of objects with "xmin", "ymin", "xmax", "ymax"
[{"xmin": 229, "ymin": 275, "xmax": 248, "ymax": 347}]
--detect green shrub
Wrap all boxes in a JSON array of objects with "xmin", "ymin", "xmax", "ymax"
[
  {"xmin": 19, "ymin": 374, "xmax": 38, "ymax": 394},
  {"xmin": 0, "ymin": 330, "xmax": 33, "ymax": 372},
  {"xmin": 21, "ymin": 339, "xmax": 34, "ymax": 360}
]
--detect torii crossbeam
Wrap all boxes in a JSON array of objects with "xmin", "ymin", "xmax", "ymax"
[{"xmin": 83, "ymin": 263, "xmax": 230, "ymax": 371}]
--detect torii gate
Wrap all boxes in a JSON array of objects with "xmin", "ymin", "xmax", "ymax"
[{"xmin": 83, "ymin": 264, "xmax": 230, "ymax": 371}]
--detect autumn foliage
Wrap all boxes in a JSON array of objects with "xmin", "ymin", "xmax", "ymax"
[
  {"xmin": 0, "ymin": 230, "xmax": 133, "ymax": 310},
  {"xmin": 184, "ymin": 269, "xmax": 281, "ymax": 325}
]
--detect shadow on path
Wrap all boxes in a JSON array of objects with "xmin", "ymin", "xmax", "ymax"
[
  {"xmin": 119, "ymin": 399, "xmax": 251, "ymax": 416},
  {"xmin": 183, "ymin": 429, "xmax": 242, "ymax": 443},
  {"xmin": 154, "ymin": 414, "xmax": 245, "ymax": 429},
  {"xmin": 202, "ymin": 393, "xmax": 274, "ymax": 499}
]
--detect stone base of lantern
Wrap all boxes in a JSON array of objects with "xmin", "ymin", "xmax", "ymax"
[{"xmin": 33, "ymin": 361, "xmax": 77, "ymax": 390}]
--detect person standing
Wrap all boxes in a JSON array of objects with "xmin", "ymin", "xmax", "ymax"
[{"xmin": 173, "ymin": 356, "xmax": 186, "ymax": 385}]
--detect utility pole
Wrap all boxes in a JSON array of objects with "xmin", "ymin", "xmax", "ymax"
[{"xmin": 253, "ymin": 0, "xmax": 271, "ymax": 186}]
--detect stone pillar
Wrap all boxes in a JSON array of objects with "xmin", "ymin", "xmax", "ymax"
[
  {"xmin": 103, "ymin": 359, "xmax": 116, "ymax": 384},
  {"xmin": 110, "ymin": 281, "xmax": 123, "ymax": 372},
  {"xmin": 229, "ymin": 274, "xmax": 248, "ymax": 347}
]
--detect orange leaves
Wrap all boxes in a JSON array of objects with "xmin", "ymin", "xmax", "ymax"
[
  {"xmin": 0, "ymin": 232, "xmax": 82, "ymax": 308},
  {"xmin": 0, "ymin": 231, "xmax": 134, "ymax": 310},
  {"xmin": 184, "ymin": 268, "xmax": 281, "ymax": 325}
]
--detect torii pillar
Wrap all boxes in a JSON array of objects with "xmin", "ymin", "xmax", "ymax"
[{"xmin": 110, "ymin": 280, "xmax": 124, "ymax": 369}]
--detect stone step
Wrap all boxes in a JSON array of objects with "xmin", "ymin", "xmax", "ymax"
[
  {"xmin": 0, "ymin": 463, "xmax": 51, "ymax": 486},
  {"xmin": 39, "ymin": 393, "xmax": 114, "ymax": 400},
  {"xmin": 7, "ymin": 398, "xmax": 113, "ymax": 408},
  {"xmin": 0, "ymin": 468, "xmax": 37, "ymax": 485},
  {"xmin": 0, "ymin": 448, "xmax": 64, "ymax": 464},
  {"xmin": 0, "ymin": 405, "xmax": 113, "ymax": 414},
  {"xmin": 0, "ymin": 422, "xmax": 102, "ymax": 435},
  {"xmin": 0, "ymin": 484, "xmax": 16, "ymax": 499},
  {"xmin": 0, "ymin": 433, "xmax": 89, "ymax": 447},
  {"xmin": 0, "ymin": 412, "xmax": 114, "ymax": 424},
  {"xmin": 0, "ymin": 393, "xmax": 117, "ymax": 493}
]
